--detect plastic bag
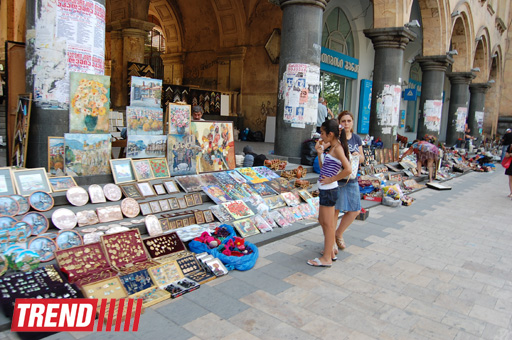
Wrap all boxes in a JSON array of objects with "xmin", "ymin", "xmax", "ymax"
[
  {"xmin": 382, "ymin": 185, "xmax": 403, "ymax": 199},
  {"xmin": 301, "ymin": 139, "xmax": 318, "ymax": 166}
]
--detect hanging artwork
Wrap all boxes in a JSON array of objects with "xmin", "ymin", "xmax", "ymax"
[
  {"xmin": 126, "ymin": 135, "xmax": 167, "ymax": 159},
  {"xmin": 64, "ymin": 133, "xmax": 111, "ymax": 176},
  {"xmin": 11, "ymin": 94, "xmax": 32, "ymax": 168},
  {"xmin": 168, "ymin": 104, "xmax": 192, "ymax": 135},
  {"xmin": 130, "ymin": 76, "xmax": 162, "ymax": 108},
  {"xmin": 126, "ymin": 106, "xmax": 164, "ymax": 135},
  {"xmin": 69, "ymin": 72, "xmax": 110, "ymax": 133},
  {"xmin": 48, "ymin": 137, "xmax": 65, "ymax": 176},
  {"xmin": 167, "ymin": 134, "xmax": 199, "ymax": 176},
  {"xmin": 190, "ymin": 121, "xmax": 235, "ymax": 172}
]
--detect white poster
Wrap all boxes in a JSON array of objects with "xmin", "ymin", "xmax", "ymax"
[
  {"xmin": 423, "ymin": 100, "xmax": 442, "ymax": 132},
  {"xmin": 475, "ymin": 111, "xmax": 484, "ymax": 129},
  {"xmin": 376, "ymin": 85, "xmax": 401, "ymax": 126},
  {"xmin": 455, "ymin": 107, "xmax": 468, "ymax": 132},
  {"xmin": 282, "ymin": 63, "xmax": 320, "ymax": 126}
]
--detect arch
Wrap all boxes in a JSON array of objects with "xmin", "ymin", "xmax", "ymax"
[
  {"xmin": 209, "ymin": 0, "xmax": 246, "ymax": 48},
  {"xmin": 149, "ymin": 0, "xmax": 184, "ymax": 53},
  {"xmin": 417, "ymin": 0, "xmax": 450, "ymax": 55},
  {"xmin": 373, "ymin": 0, "xmax": 411, "ymax": 28},
  {"xmin": 322, "ymin": 7, "xmax": 355, "ymax": 57},
  {"xmin": 449, "ymin": 10, "xmax": 473, "ymax": 72}
]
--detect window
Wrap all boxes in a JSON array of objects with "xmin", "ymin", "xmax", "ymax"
[{"xmin": 322, "ymin": 8, "xmax": 354, "ymax": 57}]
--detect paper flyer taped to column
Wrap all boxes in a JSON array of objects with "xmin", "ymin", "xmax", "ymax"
[
  {"xmin": 376, "ymin": 85, "xmax": 401, "ymax": 126},
  {"xmin": 455, "ymin": 107, "xmax": 468, "ymax": 132},
  {"xmin": 424, "ymin": 100, "xmax": 442, "ymax": 132},
  {"xmin": 282, "ymin": 63, "xmax": 320, "ymax": 126},
  {"xmin": 475, "ymin": 111, "xmax": 484, "ymax": 129}
]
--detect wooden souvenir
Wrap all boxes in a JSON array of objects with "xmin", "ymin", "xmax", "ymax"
[
  {"xmin": 159, "ymin": 218, "xmax": 170, "ymax": 231},
  {"xmin": 22, "ymin": 212, "xmax": 49, "ymax": 236},
  {"xmin": 188, "ymin": 216, "xmax": 196, "ymax": 225},
  {"xmin": 192, "ymin": 193, "xmax": 202, "ymax": 205},
  {"xmin": 168, "ymin": 219, "xmax": 177, "ymax": 230},
  {"xmin": 392, "ymin": 143, "xmax": 400, "ymax": 162},
  {"xmin": 29, "ymin": 191, "xmax": 54, "ymax": 212},
  {"xmin": 129, "ymin": 286, "xmax": 170, "ymax": 308},
  {"xmin": 175, "ymin": 219, "xmax": 183, "ymax": 229},
  {"xmin": 184, "ymin": 194, "xmax": 195, "ymax": 207},
  {"xmin": 182, "ymin": 217, "xmax": 190, "ymax": 227}
]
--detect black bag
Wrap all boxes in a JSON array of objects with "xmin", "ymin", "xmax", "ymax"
[
  {"xmin": 301, "ymin": 138, "xmax": 318, "ymax": 165},
  {"xmin": 251, "ymin": 131, "xmax": 264, "ymax": 142}
]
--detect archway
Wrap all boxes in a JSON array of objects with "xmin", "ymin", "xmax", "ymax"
[{"xmin": 450, "ymin": 15, "xmax": 472, "ymax": 72}]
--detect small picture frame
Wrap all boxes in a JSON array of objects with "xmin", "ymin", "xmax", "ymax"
[
  {"xmin": 194, "ymin": 211, "xmax": 205, "ymax": 224},
  {"xmin": 205, "ymin": 258, "xmax": 228, "ymax": 276},
  {"xmin": 159, "ymin": 218, "xmax": 170, "ymax": 231},
  {"xmin": 185, "ymin": 194, "xmax": 195, "ymax": 207},
  {"xmin": 148, "ymin": 158, "xmax": 171, "ymax": 179},
  {"xmin": 13, "ymin": 168, "xmax": 52, "ymax": 196},
  {"xmin": 0, "ymin": 168, "xmax": 16, "ymax": 195},
  {"xmin": 139, "ymin": 202, "xmax": 152, "ymax": 216},
  {"xmin": 153, "ymin": 183, "xmax": 166, "ymax": 195},
  {"xmin": 169, "ymin": 219, "xmax": 177, "ymax": 229},
  {"xmin": 202, "ymin": 210, "xmax": 214, "ymax": 223},
  {"xmin": 159, "ymin": 199, "xmax": 170, "ymax": 211},
  {"xmin": 110, "ymin": 159, "xmax": 136, "ymax": 184},
  {"xmin": 119, "ymin": 183, "xmax": 144, "ymax": 200},
  {"xmin": 177, "ymin": 197, "xmax": 187, "ymax": 209},
  {"xmin": 137, "ymin": 182, "xmax": 156, "ymax": 197},
  {"xmin": 48, "ymin": 176, "xmax": 77, "ymax": 192},
  {"xmin": 182, "ymin": 217, "xmax": 190, "ymax": 227},
  {"xmin": 188, "ymin": 216, "xmax": 196, "ymax": 225},
  {"xmin": 192, "ymin": 193, "xmax": 203, "ymax": 205},
  {"xmin": 163, "ymin": 180, "xmax": 180, "ymax": 194},
  {"xmin": 175, "ymin": 219, "xmax": 183, "ymax": 229},
  {"xmin": 169, "ymin": 198, "xmax": 179, "ymax": 210},
  {"xmin": 132, "ymin": 159, "xmax": 155, "ymax": 181},
  {"xmin": 149, "ymin": 201, "xmax": 162, "ymax": 214}
]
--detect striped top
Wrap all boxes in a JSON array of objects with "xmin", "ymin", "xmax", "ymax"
[{"xmin": 318, "ymin": 153, "xmax": 341, "ymax": 190}]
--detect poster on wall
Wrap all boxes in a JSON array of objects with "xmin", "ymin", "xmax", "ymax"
[
  {"xmin": 357, "ymin": 79, "xmax": 372, "ymax": 134},
  {"xmin": 455, "ymin": 107, "xmax": 468, "ymax": 132},
  {"xmin": 423, "ymin": 100, "xmax": 442, "ymax": 133},
  {"xmin": 376, "ymin": 85, "xmax": 401, "ymax": 126},
  {"xmin": 475, "ymin": 111, "xmax": 484, "ymax": 131}
]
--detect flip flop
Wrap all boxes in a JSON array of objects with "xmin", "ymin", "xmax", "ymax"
[{"xmin": 307, "ymin": 258, "xmax": 332, "ymax": 267}]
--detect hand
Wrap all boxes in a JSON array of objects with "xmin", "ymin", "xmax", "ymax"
[
  {"xmin": 315, "ymin": 140, "xmax": 324, "ymax": 153},
  {"xmin": 351, "ymin": 151, "xmax": 359, "ymax": 157},
  {"xmin": 319, "ymin": 175, "xmax": 334, "ymax": 185}
]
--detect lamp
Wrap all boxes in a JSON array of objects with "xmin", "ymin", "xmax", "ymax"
[
  {"xmin": 447, "ymin": 50, "xmax": 458, "ymax": 56},
  {"xmin": 405, "ymin": 20, "xmax": 421, "ymax": 28},
  {"xmin": 493, "ymin": 53, "xmax": 498, "ymax": 58},
  {"xmin": 475, "ymin": 36, "xmax": 483, "ymax": 42},
  {"xmin": 451, "ymin": 10, "xmax": 460, "ymax": 17},
  {"xmin": 471, "ymin": 67, "xmax": 480, "ymax": 72},
  {"xmin": 488, "ymin": 80, "xmax": 495, "ymax": 84}
]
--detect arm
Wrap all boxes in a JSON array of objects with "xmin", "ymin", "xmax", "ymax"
[
  {"xmin": 398, "ymin": 148, "xmax": 412, "ymax": 162},
  {"xmin": 353, "ymin": 145, "xmax": 364, "ymax": 164},
  {"xmin": 319, "ymin": 146, "xmax": 351, "ymax": 184},
  {"xmin": 315, "ymin": 140, "xmax": 324, "ymax": 169}
]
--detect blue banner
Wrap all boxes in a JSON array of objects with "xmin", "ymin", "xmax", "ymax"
[
  {"xmin": 320, "ymin": 47, "xmax": 359, "ymax": 79},
  {"xmin": 403, "ymin": 88, "xmax": 417, "ymax": 101},
  {"xmin": 357, "ymin": 79, "xmax": 372, "ymax": 134}
]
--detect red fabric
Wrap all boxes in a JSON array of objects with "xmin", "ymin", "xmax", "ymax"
[{"xmin": 502, "ymin": 157, "xmax": 512, "ymax": 169}]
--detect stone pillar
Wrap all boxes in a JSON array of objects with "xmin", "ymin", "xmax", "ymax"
[
  {"xmin": 108, "ymin": 19, "xmax": 154, "ymax": 108},
  {"xmin": 274, "ymin": 0, "xmax": 327, "ymax": 162},
  {"xmin": 415, "ymin": 55, "xmax": 453, "ymax": 140},
  {"xmin": 364, "ymin": 28, "xmax": 416, "ymax": 148},
  {"xmin": 161, "ymin": 53, "xmax": 185, "ymax": 85},
  {"xmin": 445, "ymin": 72, "xmax": 475, "ymax": 146},
  {"xmin": 217, "ymin": 47, "xmax": 246, "ymax": 115},
  {"xmin": 467, "ymin": 83, "xmax": 491, "ymax": 139}
]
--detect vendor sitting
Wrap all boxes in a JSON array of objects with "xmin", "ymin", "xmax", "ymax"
[
  {"xmin": 399, "ymin": 140, "xmax": 440, "ymax": 183},
  {"xmin": 243, "ymin": 145, "xmax": 267, "ymax": 167},
  {"xmin": 192, "ymin": 105, "xmax": 205, "ymax": 121}
]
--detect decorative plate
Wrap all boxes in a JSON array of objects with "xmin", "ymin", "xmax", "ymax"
[
  {"xmin": 56, "ymin": 230, "xmax": 83, "ymax": 250},
  {"xmin": 0, "ymin": 255, "xmax": 7, "ymax": 276},
  {"xmin": 0, "ymin": 216, "xmax": 17, "ymax": 230},
  {"xmin": 11, "ymin": 195, "xmax": 30, "ymax": 215},
  {"xmin": 22, "ymin": 212, "xmax": 49, "ymax": 236},
  {"xmin": 29, "ymin": 191, "xmax": 55, "ymax": 212},
  {"xmin": 83, "ymin": 231, "xmax": 104, "ymax": 245},
  {"xmin": 121, "ymin": 198, "xmax": 140, "ymax": 218},
  {"xmin": 51, "ymin": 208, "xmax": 78, "ymax": 230},
  {"xmin": 12, "ymin": 221, "xmax": 32, "ymax": 241},
  {"xmin": 15, "ymin": 250, "xmax": 41, "ymax": 272},
  {"xmin": 88, "ymin": 184, "xmax": 107, "ymax": 203},
  {"xmin": 0, "ymin": 196, "xmax": 20, "ymax": 216},
  {"xmin": 28, "ymin": 236, "xmax": 57, "ymax": 262},
  {"xmin": 103, "ymin": 184, "xmax": 122, "ymax": 201},
  {"xmin": 66, "ymin": 187, "xmax": 89, "ymax": 206}
]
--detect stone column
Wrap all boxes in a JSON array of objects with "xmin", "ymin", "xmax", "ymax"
[
  {"xmin": 364, "ymin": 28, "xmax": 416, "ymax": 148},
  {"xmin": 445, "ymin": 72, "xmax": 475, "ymax": 146},
  {"xmin": 161, "ymin": 53, "xmax": 185, "ymax": 85},
  {"xmin": 108, "ymin": 19, "xmax": 154, "ymax": 108},
  {"xmin": 274, "ymin": 0, "xmax": 327, "ymax": 162},
  {"xmin": 467, "ymin": 83, "xmax": 491, "ymax": 139},
  {"xmin": 415, "ymin": 55, "xmax": 453, "ymax": 140},
  {"xmin": 217, "ymin": 47, "xmax": 247, "ymax": 115}
]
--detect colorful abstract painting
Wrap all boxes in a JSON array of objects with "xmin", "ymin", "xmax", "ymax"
[
  {"xmin": 168, "ymin": 104, "xmax": 191, "ymax": 135},
  {"xmin": 64, "ymin": 133, "xmax": 111, "ymax": 176},
  {"xmin": 127, "ymin": 135, "xmax": 167, "ymax": 159},
  {"xmin": 130, "ymin": 76, "xmax": 162, "ymax": 108},
  {"xmin": 190, "ymin": 121, "xmax": 235, "ymax": 173},
  {"xmin": 126, "ymin": 106, "xmax": 164, "ymax": 135},
  {"xmin": 69, "ymin": 72, "xmax": 110, "ymax": 133},
  {"xmin": 167, "ymin": 134, "xmax": 199, "ymax": 176}
]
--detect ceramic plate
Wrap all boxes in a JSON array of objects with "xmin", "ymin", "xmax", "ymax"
[
  {"xmin": 88, "ymin": 184, "xmax": 107, "ymax": 203},
  {"xmin": 0, "ymin": 216, "xmax": 17, "ymax": 230},
  {"xmin": 0, "ymin": 196, "xmax": 20, "ymax": 216},
  {"xmin": 28, "ymin": 236, "xmax": 56, "ymax": 262},
  {"xmin": 11, "ymin": 195, "xmax": 30, "ymax": 215},
  {"xmin": 29, "ymin": 191, "xmax": 55, "ymax": 212},
  {"xmin": 22, "ymin": 212, "xmax": 49, "ymax": 236},
  {"xmin": 15, "ymin": 250, "xmax": 40, "ymax": 272},
  {"xmin": 56, "ymin": 230, "xmax": 83, "ymax": 250},
  {"xmin": 121, "ymin": 198, "xmax": 140, "ymax": 218},
  {"xmin": 66, "ymin": 187, "xmax": 89, "ymax": 206},
  {"xmin": 103, "ymin": 184, "xmax": 122, "ymax": 201},
  {"xmin": 51, "ymin": 208, "xmax": 78, "ymax": 230},
  {"xmin": 12, "ymin": 221, "xmax": 32, "ymax": 240}
]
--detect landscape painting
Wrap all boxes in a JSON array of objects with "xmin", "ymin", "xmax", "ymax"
[
  {"xmin": 64, "ymin": 134, "xmax": 111, "ymax": 176},
  {"xmin": 48, "ymin": 137, "xmax": 65, "ymax": 176},
  {"xmin": 130, "ymin": 76, "xmax": 162, "ymax": 108},
  {"xmin": 127, "ymin": 135, "xmax": 167, "ymax": 159},
  {"xmin": 167, "ymin": 134, "xmax": 199, "ymax": 176},
  {"xmin": 126, "ymin": 106, "xmax": 164, "ymax": 135},
  {"xmin": 190, "ymin": 121, "xmax": 235, "ymax": 173}
]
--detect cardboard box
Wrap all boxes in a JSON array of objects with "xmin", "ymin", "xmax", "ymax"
[{"xmin": 363, "ymin": 195, "xmax": 382, "ymax": 202}]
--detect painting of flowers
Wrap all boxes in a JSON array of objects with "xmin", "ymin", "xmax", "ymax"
[
  {"xmin": 222, "ymin": 200, "xmax": 254, "ymax": 220},
  {"xmin": 148, "ymin": 158, "xmax": 170, "ymax": 178},
  {"xmin": 126, "ymin": 106, "xmax": 164, "ymax": 135},
  {"xmin": 69, "ymin": 72, "xmax": 110, "ymax": 133},
  {"xmin": 190, "ymin": 121, "xmax": 235, "ymax": 173},
  {"xmin": 168, "ymin": 104, "xmax": 191, "ymax": 134}
]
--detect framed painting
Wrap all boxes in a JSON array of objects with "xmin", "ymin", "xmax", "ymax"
[
  {"xmin": 13, "ymin": 168, "xmax": 52, "ymax": 196},
  {"xmin": 11, "ymin": 93, "xmax": 32, "ymax": 167},
  {"xmin": 237, "ymin": 168, "xmax": 268, "ymax": 184},
  {"xmin": 69, "ymin": 72, "xmax": 110, "ymax": 133},
  {"xmin": 48, "ymin": 176, "xmax": 77, "ymax": 192},
  {"xmin": 137, "ymin": 182, "xmax": 157, "ymax": 197},
  {"xmin": 232, "ymin": 218, "xmax": 260, "ymax": 238},
  {"xmin": 127, "ymin": 135, "xmax": 167, "ymax": 159},
  {"xmin": 190, "ymin": 121, "xmax": 235, "ymax": 172},
  {"xmin": 126, "ymin": 106, "xmax": 164, "ymax": 135},
  {"xmin": 202, "ymin": 185, "xmax": 232, "ymax": 205},
  {"xmin": 132, "ymin": 159, "xmax": 155, "ymax": 181},
  {"xmin": 109, "ymin": 159, "xmax": 136, "ymax": 184},
  {"xmin": 167, "ymin": 134, "xmax": 199, "ymax": 176},
  {"xmin": 148, "ymin": 158, "xmax": 170, "ymax": 179},
  {"xmin": 64, "ymin": 133, "xmax": 111, "ymax": 176},
  {"xmin": 0, "ymin": 168, "xmax": 16, "ymax": 195},
  {"xmin": 168, "ymin": 103, "xmax": 191, "ymax": 135},
  {"xmin": 163, "ymin": 180, "xmax": 180, "ymax": 194},
  {"xmin": 48, "ymin": 136, "xmax": 65, "ymax": 176},
  {"xmin": 130, "ymin": 76, "xmax": 162, "ymax": 108},
  {"xmin": 174, "ymin": 175, "xmax": 203, "ymax": 193},
  {"xmin": 153, "ymin": 183, "xmax": 166, "ymax": 195},
  {"xmin": 222, "ymin": 200, "xmax": 255, "ymax": 220},
  {"xmin": 119, "ymin": 183, "xmax": 143, "ymax": 200}
]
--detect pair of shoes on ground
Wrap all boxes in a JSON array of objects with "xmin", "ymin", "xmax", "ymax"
[{"xmin": 307, "ymin": 258, "xmax": 332, "ymax": 267}]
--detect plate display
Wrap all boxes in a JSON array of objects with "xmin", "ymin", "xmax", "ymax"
[
  {"xmin": 88, "ymin": 184, "xmax": 106, "ymax": 203},
  {"xmin": 11, "ymin": 195, "xmax": 30, "ymax": 215},
  {"xmin": 51, "ymin": 208, "xmax": 78, "ymax": 230},
  {"xmin": 12, "ymin": 221, "xmax": 32, "ymax": 240},
  {"xmin": 56, "ymin": 230, "xmax": 83, "ymax": 250},
  {"xmin": 121, "ymin": 198, "xmax": 140, "ymax": 218},
  {"xmin": 76, "ymin": 210, "xmax": 100, "ymax": 227},
  {"xmin": 29, "ymin": 191, "xmax": 55, "ymax": 211},
  {"xmin": 22, "ymin": 212, "xmax": 49, "ymax": 235},
  {"xmin": 28, "ymin": 236, "xmax": 57, "ymax": 262},
  {"xmin": 15, "ymin": 250, "xmax": 41, "ymax": 272},
  {"xmin": 0, "ymin": 196, "xmax": 19, "ymax": 216},
  {"xmin": 103, "ymin": 183, "xmax": 122, "ymax": 201},
  {"xmin": 0, "ymin": 216, "xmax": 17, "ymax": 230},
  {"xmin": 66, "ymin": 186, "xmax": 89, "ymax": 206}
]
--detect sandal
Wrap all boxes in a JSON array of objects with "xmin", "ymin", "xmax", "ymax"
[
  {"xmin": 307, "ymin": 258, "xmax": 332, "ymax": 267},
  {"xmin": 336, "ymin": 237, "xmax": 346, "ymax": 250}
]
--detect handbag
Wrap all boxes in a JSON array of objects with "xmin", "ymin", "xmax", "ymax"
[
  {"xmin": 343, "ymin": 153, "xmax": 359, "ymax": 180},
  {"xmin": 502, "ymin": 156, "xmax": 512, "ymax": 169}
]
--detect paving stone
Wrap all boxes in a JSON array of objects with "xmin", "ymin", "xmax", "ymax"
[
  {"xmin": 469, "ymin": 304, "xmax": 512, "ymax": 328},
  {"xmin": 184, "ymin": 285, "xmax": 250, "ymax": 320},
  {"xmin": 441, "ymin": 310, "xmax": 486, "ymax": 337},
  {"xmin": 210, "ymin": 276, "xmax": 259, "ymax": 300},
  {"xmin": 155, "ymin": 296, "xmax": 209, "ymax": 326},
  {"xmin": 183, "ymin": 313, "xmax": 242, "ymax": 339},
  {"xmin": 228, "ymin": 308, "xmax": 281, "ymax": 337}
]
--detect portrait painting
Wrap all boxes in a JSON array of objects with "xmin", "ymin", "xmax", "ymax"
[{"xmin": 167, "ymin": 134, "xmax": 199, "ymax": 176}]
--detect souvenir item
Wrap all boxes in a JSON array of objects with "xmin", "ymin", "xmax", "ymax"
[
  {"xmin": 51, "ymin": 208, "xmax": 78, "ymax": 230},
  {"xmin": 88, "ymin": 184, "xmax": 106, "ymax": 203},
  {"xmin": 158, "ymin": 199, "xmax": 170, "ymax": 211},
  {"xmin": 281, "ymin": 192, "xmax": 301, "ymax": 207},
  {"xmin": 159, "ymin": 218, "xmax": 170, "ymax": 231},
  {"xmin": 101, "ymin": 229, "xmax": 150, "ymax": 271},
  {"xmin": 269, "ymin": 210, "xmax": 290, "ymax": 227},
  {"xmin": 226, "ymin": 170, "xmax": 247, "ymax": 184},
  {"xmin": 182, "ymin": 217, "xmax": 191, "ymax": 227},
  {"xmin": 96, "ymin": 205, "xmax": 123, "ymax": 223},
  {"xmin": 190, "ymin": 121, "xmax": 235, "ymax": 172},
  {"xmin": 0, "ymin": 196, "xmax": 19, "ymax": 216},
  {"xmin": 168, "ymin": 198, "xmax": 179, "ymax": 210},
  {"xmin": 23, "ymin": 212, "xmax": 49, "ymax": 235},
  {"xmin": 147, "ymin": 261, "xmax": 183, "ymax": 286},
  {"xmin": 0, "ymin": 216, "xmax": 17, "ymax": 230},
  {"xmin": 276, "ymin": 178, "xmax": 295, "ymax": 191},
  {"xmin": 298, "ymin": 189, "xmax": 313, "ymax": 201},
  {"xmin": 130, "ymin": 76, "xmax": 162, "ymax": 108},
  {"xmin": 0, "ymin": 255, "xmax": 7, "ymax": 276},
  {"xmin": 81, "ymin": 227, "xmax": 98, "ymax": 233},
  {"xmin": 11, "ymin": 94, "xmax": 32, "ymax": 168},
  {"xmin": 291, "ymin": 206, "xmax": 303, "ymax": 220},
  {"xmin": 137, "ymin": 182, "xmax": 156, "ymax": 197},
  {"xmin": 48, "ymin": 137, "xmax": 65, "ymax": 176},
  {"xmin": 48, "ymin": 176, "xmax": 77, "ymax": 192},
  {"xmin": 11, "ymin": 195, "xmax": 30, "ymax": 215},
  {"xmin": 103, "ymin": 183, "xmax": 123, "ymax": 201},
  {"xmin": 64, "ymin": 134, "xmax": 111, "ymax": 176},
  {"xmin": 81, "ymin": 277, "xmax": 127, "ymax": 300},
  {"xmin": 223, "ymin": 183, "xmax": 247, "ymax": 200},
  {"xmin": 15, "ymin": 250, "xmax": 41, "ymax": 272},
  {"xmin": 13, "ymin": 168, "xmax": 52, "ymax": 196},
  {"xmin": 202, "ymin": 210, "xmax": 215, "ymax": 223},
  {"xmin": 28, "ymin": 191, "xmax": 54, "ymax": 212},
  {"xmin": 149, "ymin": 201, "xmax": 162, "ymax": 214},
  {"xmin": 167, "ymin": 134, "xmax": 200, "ymax": 176},
  {"xmin": 153, "ymin": 184, "xmax": 166, "ymax": 195},
  {"xmin": 28, "ymin": 236, "xmax": 56, "ymax": 262},
  {"xmin": 205, "ymin": 258, "xmax": 228, "ymax": 277},
  {"xmin": 192, "ymin": 193, "xmax": 203, "ymax": 205},
  {"xmin": 261, "ymin": 212, "xmax": 278, "ymax": 228},
  {"xmin": 110, "ymin": 159, "xmax": 136, "ymax": 184},
  {"xmin": 175, "ymin": 219, "xmax": 184, "ymax": 229},
  {"xmin": 222, "ymin": 200, "xmax": 254, "ymax": 220},
  {"xmin": 120, "ymin": 221, "xmax": 133, "ymax": 226},
  {"xmin": 177, "ymin": 197, "xmax": 187, "ymax": 209},
  {"xmin": 168, "ymin": 220, "xmax": 177, "ymax": 230},
  {"xmin": 76, "ymin": 210, "xmax": 100, "ymax": 227},
  {"xmin": 83, "ymin": 232, "xmax": 104, "ymax": 245},
  {"xmin": 132, "ymin": 159, "xmax": 154, "ymax": 181},
  {"xmin": 143, "ymin": 232, "xmax": 185, "ymax": 259},
  {"xmin": 56, "ymin": 230, "xmax": 83, "ymax": 250},
  {"xmin": 12, "ymin": 221, "xmax": 32, "ymax": 240},
  {"xmin": 129, "ymin": 287, "xmax": 170, "ymax": 308},
  {"xmin": 194, "ymin": 211, "xmax": 205, "ymax": 224},
  {"xmin": 237, "ymin": 167, "xmax": 268, "ymax": 184},
  {"xmin": 250, "ymin": 215, "xmax": 273, "ymax": 233},
  {"xmin": 279, "ymin": 207, "xmax": 296, "ymax": 224},
  {"xmin": 66, "ymin": 186, "xmax": 89, "ymax": 206},
  {"xmin": 119, "ymin": 183, "xmax": 143, "ymax": 200},
  {"xmin": 250, "ymin": 183, "xmax": 278, "ymax": 197},
  {"xmin": 184, "ymin": 194, "xmax": 195, "ymax": 207},
  {"xmin": 209, "ymin": 205, "xmax": 233, "ymax": 223},
  {"xmin": 253, "ymin": 166, "xmax": 280, "ymax": 180},
  {"xmin": 105, "ymin": 226, "xmax": 130, "ymax": 234},
  {"xmin": 38, "ymin": 232, "xmax": 57, "ymax": 240},
  {"xmin": 139, "ymin": 203, "xmax": 152, "ymax": 216},
  {"xmin": 232, "ymin": 218, "xmax": 260, "ymax": 237},
  {"xmin": 127, "ymin": 135, "xmax": 167, "ymax": 159},
  {"xmin": 174, "ymin": 175, "xmax": 204, "ymax": 193},
  {"xmin": 267, "ymin": 179, "xmax": 285, "ymax": 194},
  {"xmin": 0, "ymin": 168, "xmax": 16, "ymax": 196},
  {"xmin": 244, "ymin": 195, "xmax": 270, "ymax": 216},
  {"xmin": 163, "ymin": 180, "xmax": 180, "ymax": 194},
  {"xmin": 168, "ymin": 103, "xmax": 191, "ymax": 134},
  {"xmin": 202, "ymin": 185, "xmax": 232, "ymax": 204},
  {"xmin": 126, "ymin": 106, "xmax": 164, "ymax": 135},
  {"xmin": 119, "ymin": 269, "xmax": 154, "ymax": 295},
  {"xmin": 121, "ymin": 198, "xmax": 140, "ymax": 218},
  {"xmin": 148, "ymin": 158, "xmax": 170, "ymax": 179}
]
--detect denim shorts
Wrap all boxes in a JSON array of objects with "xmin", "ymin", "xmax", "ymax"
[{"xmin": 319, "ymin": 188, "xmax": 338, "ymax": 207}]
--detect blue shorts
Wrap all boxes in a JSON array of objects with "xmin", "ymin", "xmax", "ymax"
[
  {"xmin": 335, "ymin": 180, "xmax": 361, "ymax": 212},
  {"xmin": 319, "ymin": 188, "xmax": 338, "ymax": 207}
]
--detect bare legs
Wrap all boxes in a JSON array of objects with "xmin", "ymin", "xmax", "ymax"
[
  {"xmin": 416, "ymin": 160, "xmax": 422, "ymax": 177},
  {"xmin": 508, "ymin": 175, "xmax": 512, "ymax": 197},
  {"xmin": 311, "ymin": 205, "xmax": 335, "ymax": 265},
  {"xmin": 427, "ymin": 159, "xmax": 434, "ymax": 182},
  {"xmin": 334, "ymin": 209, "xmax": 360, "ymax": 250}
]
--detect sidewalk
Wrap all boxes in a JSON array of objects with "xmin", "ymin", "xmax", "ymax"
[{"xmin": 5, "ymin": 169, "xmax": 512, "ymax": 340}]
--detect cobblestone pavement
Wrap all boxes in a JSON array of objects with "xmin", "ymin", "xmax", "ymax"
[{"xmin": 4, "ymin": 169, "xmax": 512, "ymax": 340}]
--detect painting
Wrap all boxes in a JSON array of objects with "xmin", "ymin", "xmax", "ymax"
[
  {"xmin": 110, "ymin": 159, "xmax": 135, "ymax": 184},
  {"xmin": 69, "ymin": 72, "xmax": 110, "ymax": 133},
  {"xmin": 127, "ymin": 135, "xmax": 167, "ymax": 159},
  {"xmin": 48, "ymin": 137, "xmax": 65, "ymax": 176},
  {"xmin": 202, "ymin": 185, "xmax": 232, "ymax": 205},
  {"xmin": 167, "ymin": 134, "xmax": 199, "ymax": 176},
  {"xmin": 0, "ymin": 168, "xmax": 16, "ymax": 195},
  {"xmin": 132, "ymin": 159, "xmax": 154, "ymax": 181},
  {"xmin": 130, "ymin": 76, "xmax": 162, "ymax": 108},
  {"xmin": 148, "ymin": 158, "xmax": 170, "ymax": 178},
  {"xmin": 13, "ymin": 168, "xmax": 52, "ymax": 196},
  {"xmin": 11, "ymin": 93, "xmax": 32, "ymax": 168},
  {"xmin": 222, "ymin": 200, "xmax": 255, "ymax": 220},
  {"xmin": 48, "ymin": 176, "xmax": 77, "ymax": 192},
  {"xmin": 64, "ymin": 133, "xmax": 111, "ymax": 176},
  {"xmin": 190, "ymin": 121, "xmax": 235, "ymax": 172},
  {"xmin": 168, "ymin": 103, "xmax": 191, "ymax": 135},
  {"xmin": 232, "ymin": 218, "xmax": 260, "ymax": 238},
  {"xmin": 237, "ymin": 168, "xmax": 268, "ymax": 184},
  {"xmin": 209, "ymin": 205, "xmax": 233, "ymax": 223},
  {"xmin": 126, "ymin": 106, "xmax": 164, "ymax": 135},
  {"xmin": 174, "ymin": 175, "xmax": 203, "ymax": 193}
]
